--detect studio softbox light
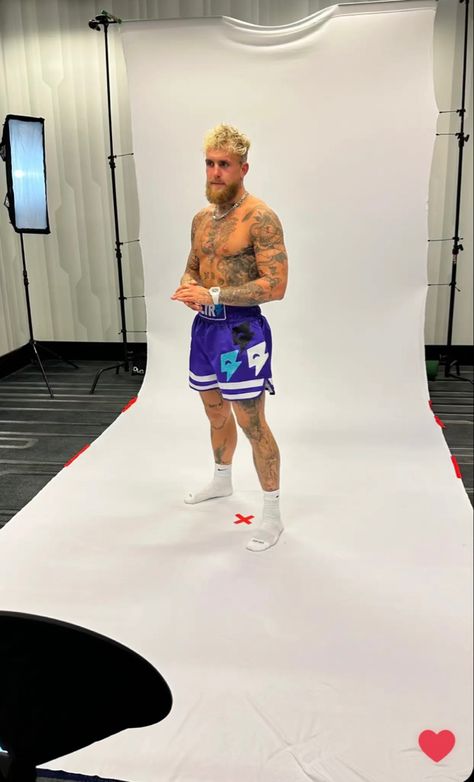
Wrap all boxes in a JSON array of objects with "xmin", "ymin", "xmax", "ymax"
[{"xmin": 0, "ymin": 114, "xmax": 50, "ymax": 234}]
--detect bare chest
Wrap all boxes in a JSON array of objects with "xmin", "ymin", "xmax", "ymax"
[{"xmin": 196, "ymin": 215, "xmax": 259, "ymax": 287}]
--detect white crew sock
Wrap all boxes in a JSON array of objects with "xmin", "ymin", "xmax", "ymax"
[
  {"xmin": 184, "ymin": 463, "xmax": 233, "ymax": 504},
  {"xmin": 246, "ymin": 489, "xmax": 284, "ymax": 552}
]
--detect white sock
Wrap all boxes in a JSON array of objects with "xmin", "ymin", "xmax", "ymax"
[
  {"xmin": 184, "ymin": 463, "xmax": 233, "ymax": 504},
  {"xmin": 246, "ymin": 489, "xmax": 284, "ymax": 552}
]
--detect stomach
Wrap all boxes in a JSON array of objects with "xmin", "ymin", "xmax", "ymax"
[{"xmin": 199, "ymin": 245, "xmax": 259, "ymax": 288}]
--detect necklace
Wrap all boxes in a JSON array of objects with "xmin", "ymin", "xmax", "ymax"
[{"xmin": 213, "ymin": 191, "xmax": 248, "ymax": 221}]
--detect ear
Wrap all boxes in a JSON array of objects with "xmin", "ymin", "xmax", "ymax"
[{"xmin": 242, "ymin": 162, "xmax": 249, "ymax": 176}]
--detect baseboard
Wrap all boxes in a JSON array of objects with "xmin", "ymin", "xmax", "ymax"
[
  {"xmin": 0, "ymin": 342, "xmax": 147, "ymax": 379},
  {"xmin": 424, "ymin": 345, "xmax": 474, "ymax": 364},
  {"xmin": 0, "ymin": 342, "xmax": 472, "ymax": 381}
]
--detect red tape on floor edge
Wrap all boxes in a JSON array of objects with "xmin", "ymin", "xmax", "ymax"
[
  {"xmin": 122, "ymin": 396, "xmax": 138, "ymax": 412},
  {"xmin": 434, "ymin": 415, "xmax": 446, "ymax": 429},
  {"xmin": 451, "ymin": 455, "xmax": 462, "ymax": 478},
  {"xmin": 65, "ymin": 444, "xmax": 90, "ymax": 467}
]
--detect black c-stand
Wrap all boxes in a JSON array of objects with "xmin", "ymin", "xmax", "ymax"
[
  {"xmin": 432, "ymin": 0, "xmax": 472, "ymax": 384},
  {"xmin": 19, "ymin": 232, "xmax": 79, "ymax": 400},
  {"xmin": 88, "ymin": 10, "xmax": 145, "ymax": 394}
]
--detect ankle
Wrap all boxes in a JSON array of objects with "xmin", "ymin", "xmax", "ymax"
[
  {"xmin": 263, "ymin": 489, "xmax": 280, "ymax": 501},
  {"xmin": 215, "ymin": 462, "xmax": 232, "ymax": 473}
]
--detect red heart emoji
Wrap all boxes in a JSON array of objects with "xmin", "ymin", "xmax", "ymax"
[{"xmin": 418, "ymin": 730, "xmax": 455, "ymax": 762}]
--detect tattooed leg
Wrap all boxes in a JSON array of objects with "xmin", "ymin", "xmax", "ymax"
[
  {"xmin": 232, "ymin": 394, "xmax": 283, "ymax": 551},
  {"xmin": 184, "ymin": 390, "xmax": 237, "ymax": 504},
  {"xmin": 201, "ymin": 389, "xmax": 237, "ymax": 465},
  {"xmin": 232, "ymin": 394, "xmax": 280, "ymax": 491}
]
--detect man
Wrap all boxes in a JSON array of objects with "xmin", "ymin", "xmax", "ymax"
[{"xmin": 171, "ymin": 123, "xmax": 288, "ymax": 552}]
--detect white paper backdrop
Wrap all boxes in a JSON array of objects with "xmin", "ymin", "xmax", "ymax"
[{"xmin": 0, "ymin": 3, "xmax": 472, "ymax": 781}]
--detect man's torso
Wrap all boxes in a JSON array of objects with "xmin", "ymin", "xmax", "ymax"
[{"xmin": 193, "ymin": 195, "xmax": 266, "ymax": 288}]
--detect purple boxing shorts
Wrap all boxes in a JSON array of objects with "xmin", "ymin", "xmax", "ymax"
[{"xmin": 188, "ymin": 304, "xmax": 275, "ymax": 401}]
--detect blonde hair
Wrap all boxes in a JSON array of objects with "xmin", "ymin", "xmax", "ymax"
[{"xmin": 203, "ymin": 123, "xmax": 251, "ymax": 162}]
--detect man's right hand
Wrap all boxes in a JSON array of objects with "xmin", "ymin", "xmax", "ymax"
[{"xmin": 178, "ymin": 279, "xmax": 201, "ymax": 311}]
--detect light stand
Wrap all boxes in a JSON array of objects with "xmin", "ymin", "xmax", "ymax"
[
  {"xmin": 88, "ymin": 10, "xmax": 145, "ymax": 394},
  {"xmin": 1, "ymin": 114, "xmax": 79, "ymax": 400},
  {"xmin": 19, "ymin": 232, "xmax": 79, "ymax": 399},
  {"xmin": 431, "ymin": 0, "xmax": 472, "ymax": 384}
]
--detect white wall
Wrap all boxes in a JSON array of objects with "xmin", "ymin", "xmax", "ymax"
[{"xmin": 0, "ymin": 0, "xmax": 472, "ymax": 357}]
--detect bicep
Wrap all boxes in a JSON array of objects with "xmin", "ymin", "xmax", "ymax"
[
  {"xmin": 185, "ymin": 248, "xmax": 200, "ymax": 274},
  {"xmin": 250, "ymin": 210, "xmax": 288, "ymax": 295},
  {"xmin": 185, "ymin": 213, "xmax": 203, "ymax": 274}
]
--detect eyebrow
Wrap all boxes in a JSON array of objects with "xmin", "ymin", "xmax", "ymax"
[{"xmin": 205, "ymin": 158, "xmax": 231, "ymax": 164}]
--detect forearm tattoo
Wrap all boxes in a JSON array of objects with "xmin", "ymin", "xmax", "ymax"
[{"xmin": 219, "ymin": 278, "xmax": 271, "ymax": 306}]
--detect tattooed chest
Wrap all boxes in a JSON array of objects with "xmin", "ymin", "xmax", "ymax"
[{"xmin": 198, "ymin": 221, "xmax": 259, "ymax": 286}]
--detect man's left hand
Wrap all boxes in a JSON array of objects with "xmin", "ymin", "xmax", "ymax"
[{"xmin": 171, "ymin": 284, "xmax": 213, "ymax": 305}]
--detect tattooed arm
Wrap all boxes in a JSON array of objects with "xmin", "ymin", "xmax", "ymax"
[
  {"xmin": 180, "ymin": 212, "xmax": 204, "ymax": 285},
  {"xmin": 219, "ymin": 207, "xmax": 288, "ymax": 306}
]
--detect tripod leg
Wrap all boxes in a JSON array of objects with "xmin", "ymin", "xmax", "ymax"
[
  {"xmin": 31, "ymin": 342, "xmax": 55, "ymax": 399},
  {"xmin": 90, "ymin": 363, "xmax": 124, "ymax": 394}
]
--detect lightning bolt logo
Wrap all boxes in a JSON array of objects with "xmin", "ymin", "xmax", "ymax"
[
  {"xmin": 221, "ymin": 350, "xmax": 242, "ymax": 381},
  {"xmin": 247, "ymin": 341, "xmax": 269, "ymax": 376}
]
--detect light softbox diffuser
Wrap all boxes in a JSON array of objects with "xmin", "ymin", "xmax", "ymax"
[{"xmin": 0, "ymin": 114, "xmax": 50, "ymax": 234}]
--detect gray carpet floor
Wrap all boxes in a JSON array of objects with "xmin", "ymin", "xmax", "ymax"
[
  {"xmin": 0, "ymin": 357, "xmax": 471, "ymax": 782},
  {"xmin": 0, "ymin": 360, "xmax": 143, "ymax": 529}
]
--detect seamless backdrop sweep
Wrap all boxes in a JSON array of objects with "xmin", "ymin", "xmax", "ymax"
[{"xmin": 0, "ymin": 3, "xmax": 472, "ymax": 781}]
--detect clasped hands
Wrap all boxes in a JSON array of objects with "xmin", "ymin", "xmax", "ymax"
[{"xmin": 171, "ymin": 280, "xmax": 213, "ymax": 312}]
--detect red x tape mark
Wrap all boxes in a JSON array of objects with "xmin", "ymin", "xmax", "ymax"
[{"xmin": 234, "ymin": 514, "xmax": 254, "ymax": 525}]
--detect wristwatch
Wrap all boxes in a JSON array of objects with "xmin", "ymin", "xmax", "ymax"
[{"xmin": 209, "ymin": 286, "xmax": 221, "ymax": 305}]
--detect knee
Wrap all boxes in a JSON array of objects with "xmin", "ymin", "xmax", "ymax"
[
  {"xmin": 232, "ymin": 397, "xmax": 266, "ymax": 440},
  {"xmin": 235, "ymin": 415, "xmax": 266, "ymax": 442},
  {"xmin": 243, "ymin": 425, "xmax": 266, "ymax": 443},
  {"xmin": 205, "ymin": 400, "xmax": 233, "ymax": 430}
]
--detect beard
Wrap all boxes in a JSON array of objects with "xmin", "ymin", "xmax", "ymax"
[{"xmin": 206, "ymin": 180, "xmax": 240, "ymax": 205}]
